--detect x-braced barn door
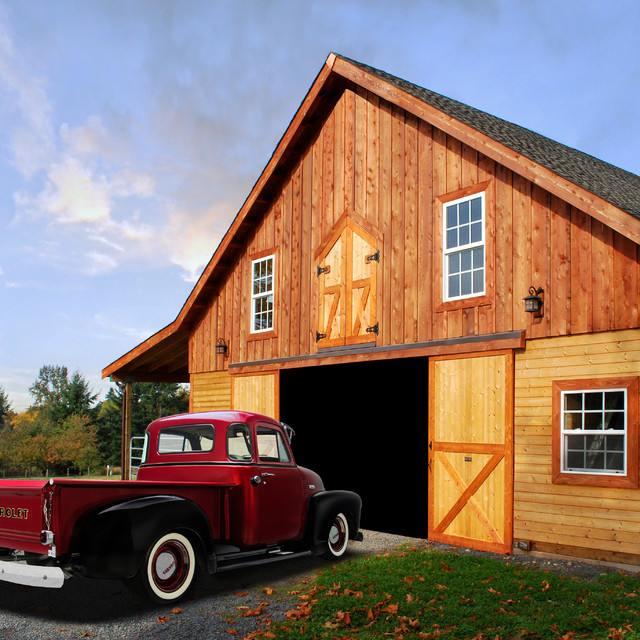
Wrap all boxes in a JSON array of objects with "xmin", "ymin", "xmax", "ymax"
[
  {"xmin": 316, "ymin": 216, "xmax": 379, "ymax": 349},
  {"xmin": 428, "ymin": 352, "xmax": 513, "ymax": 554}
]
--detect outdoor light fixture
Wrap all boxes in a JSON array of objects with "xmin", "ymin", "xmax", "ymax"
[
  {"xmin": 215, "ymin": 338, "xmax": 228, "ymax": 357},
  {"xmin": 524, "ymin": 286, "xmax": 544, "ymax": 317}
]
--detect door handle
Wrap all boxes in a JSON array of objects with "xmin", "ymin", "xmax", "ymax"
[{"xmin": 261, "ymin": 472, "xmax": 275, "ymax": 477}]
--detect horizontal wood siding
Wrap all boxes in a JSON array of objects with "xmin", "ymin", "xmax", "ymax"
[
  {"xmin": 189, "ymin": 88, "xmax": 640, "ymax": 375},
  {"xmin": 190, "ymin": 371, "xmax": 232, "ymax": 413},
  {"xmin": 514, "ymin": 329, "xmax": 640, "ymax": 559}
]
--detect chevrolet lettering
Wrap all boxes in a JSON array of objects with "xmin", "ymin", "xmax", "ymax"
[{"xmin": 0, "ymin": 508, "xmax": 29, "ymax": 519}]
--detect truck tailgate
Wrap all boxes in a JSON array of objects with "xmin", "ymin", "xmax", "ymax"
[{"xmin": 0, "ymin": 481, "xmax": 49, "ymax": 554}]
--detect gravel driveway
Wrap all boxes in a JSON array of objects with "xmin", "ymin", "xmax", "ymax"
[{"xmin": 1, "ymin": 531, "xmax": 635, "ymax": 639}]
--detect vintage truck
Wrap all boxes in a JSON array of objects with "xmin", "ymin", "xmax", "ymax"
[{"xmin": 0, "ymin": 410, "xmax": 362, "ymax": 602}]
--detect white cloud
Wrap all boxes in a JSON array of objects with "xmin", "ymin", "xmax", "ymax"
[{"xmin": 164, "ymin": 203, "xmax": 229, "ymax": 283}]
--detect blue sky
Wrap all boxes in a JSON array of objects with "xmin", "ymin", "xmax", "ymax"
[{"xmin": 1, "ymin": 0, "xmax": 639, "ymax": 411}]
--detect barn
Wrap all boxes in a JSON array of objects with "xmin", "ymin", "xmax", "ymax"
[{"xmin": 103, "ymin": 53, "xmax": 640, "ymax": 564}]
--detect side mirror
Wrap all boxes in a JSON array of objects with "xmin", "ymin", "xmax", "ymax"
[{"xmin": 280, "ymin": 422, "xmax": 296, "ymax": 443}]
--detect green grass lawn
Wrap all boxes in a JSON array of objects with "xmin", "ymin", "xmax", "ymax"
[{"xmin": 254, "ymin": 547, "xmax": 640, "ymax": 640}]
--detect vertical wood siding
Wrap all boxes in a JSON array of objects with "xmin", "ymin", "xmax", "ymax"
[
  {"xmin": 514, "ymin": 330, "xmax": 640, "ymax": 558},
  {"xmin": 189, "ymin": 88, "xmax": 640, "ymax": 374}
]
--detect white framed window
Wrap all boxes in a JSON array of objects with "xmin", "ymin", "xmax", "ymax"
[
  {"xmin": 560, "ymin": 387, "xmax": 627, "ymax": 476},
  {"xmin": 552, "ymin": 376, "xmax": 639, "ymax": 488},
  {"xmin": 443, "ymin": 192, "xmax": 485, "ymax": 302},
  {"xmin": 251, "ymin": 254, "xmax": 274, "ymax": 333}
]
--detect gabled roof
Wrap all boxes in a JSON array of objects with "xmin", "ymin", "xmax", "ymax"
[{"xmin": 102, "ymin": 53, "xmax": 640, "ymax": 383}]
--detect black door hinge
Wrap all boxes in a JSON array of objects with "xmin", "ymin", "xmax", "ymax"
[
  {"xmin": 317, "ymin": 265, "xmax": 330, "ymax": 277},
  {"xmin": 365, "ymin": 322, "xmax": 379, "ymax": 335},
  {"xmin": 365, "ymin": 250, "xmax": 380, "ymax": 263},
  {"xmin": 315, "ymin": 331, "xmax": 327, "ymax": 342}
]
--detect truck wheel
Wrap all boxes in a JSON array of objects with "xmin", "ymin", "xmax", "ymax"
[
  {"xmin": 132, "ymin": 532, "xmax": 196, "ymax": 603},
  {"xmin": 320, "ymin": 512, "xmax": 349, "ymax": 559}
]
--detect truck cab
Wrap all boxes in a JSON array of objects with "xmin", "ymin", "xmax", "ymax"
[{"xmin": 137, "ymin": 411, "xmax": 325, "ymax": 548}]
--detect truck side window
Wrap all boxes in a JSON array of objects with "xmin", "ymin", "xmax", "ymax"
[
  {"xmin": 257, "ymin": 426, "xmax": 291, "ymax": 463},
  {"xmin": 157, "ymin": 424, "xmax": 215, "ymax": 454},
  {"xmin": 227, "ymin": 424, "xmax": 253, "ymax": 461}
]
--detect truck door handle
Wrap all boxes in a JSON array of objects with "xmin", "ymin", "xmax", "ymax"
[{"xmin": 261, "ymin": 472, "xmax": 275, "ymax": 478}]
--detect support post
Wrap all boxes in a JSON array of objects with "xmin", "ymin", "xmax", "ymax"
[{"xmin": 120, "ymin": 379, "xmax": 133, "ymax": 481}]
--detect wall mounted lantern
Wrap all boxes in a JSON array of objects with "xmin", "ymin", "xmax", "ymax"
[
  {"xmin": 524, "ymin": 286, "xmax": 544, "ymax": 317},
  {"xmin": 215, "ymin": 338, "xmax": 228, "ymax": 357}
]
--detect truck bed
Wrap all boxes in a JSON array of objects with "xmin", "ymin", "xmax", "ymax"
[{"xmin": 0, "ymin": 478, "xmax": 238, "ymax": 556}]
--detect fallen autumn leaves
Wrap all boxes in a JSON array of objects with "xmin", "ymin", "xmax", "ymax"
[{"xmin": 242, "ymin": 547, "xmax": 640, "ymax": 640}]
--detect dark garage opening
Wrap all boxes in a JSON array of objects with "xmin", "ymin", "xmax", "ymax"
[{"xmin": 280, "ymin": 357, "xmax": 429, "ymax": 537}]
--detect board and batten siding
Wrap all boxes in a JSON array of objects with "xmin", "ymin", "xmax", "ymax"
[
  {"xmin": 189, "ymin": 87, "xmax": 640, "ymax": 376},
  {"xmin": 514, "ymin": 329, "xmax": 640, "ymax": 563}
]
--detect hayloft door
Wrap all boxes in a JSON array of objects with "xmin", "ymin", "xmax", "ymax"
[
  {"xmin": 428, "ymin": 352, "xmax": 513, "ymax": 554},
  {"xmin": 316, "ymin": 217, "xmax": 378, "ymax": 349}
]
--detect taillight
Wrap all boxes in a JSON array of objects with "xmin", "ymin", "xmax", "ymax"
[{"xmin": 40, "ymin": 530, "xmax": 54, "ymax": 546}]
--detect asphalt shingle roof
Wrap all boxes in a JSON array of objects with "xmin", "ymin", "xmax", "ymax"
[{"xmin": 339, "ymin": 55, "xmax": 640, "ymax": 220}]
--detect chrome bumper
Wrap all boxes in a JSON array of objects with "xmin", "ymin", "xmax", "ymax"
[{"xmin": 0, "ymin": 559, "xmax": 65, "ymax": 588}]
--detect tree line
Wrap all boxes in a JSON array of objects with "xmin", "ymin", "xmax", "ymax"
[{"xmin": 0, "ymin": 365, "xmax": 189, "ymax": 477}]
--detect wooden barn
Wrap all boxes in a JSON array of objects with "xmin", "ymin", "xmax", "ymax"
[{"xmin": 103, "ymin": 53, "xmax": 640, "ymax": 565}]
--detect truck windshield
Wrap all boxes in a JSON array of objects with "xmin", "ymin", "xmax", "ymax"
[{"xmin": 157, "ymin": 424, "xmax": 215, "ymax": 454}]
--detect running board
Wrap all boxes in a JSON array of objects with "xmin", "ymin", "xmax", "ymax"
[{"xmin": 214, "ymin": 548, "xmax": 312, "ymax": 573}]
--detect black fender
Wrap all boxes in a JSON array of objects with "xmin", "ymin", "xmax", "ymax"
[
  {"xmin": 306, "ymin": 490, "xmax": 362, "ymax": 554},
  {"xmin": 72, "ymin": 495, "xmax": 214, "ymax": 580}
]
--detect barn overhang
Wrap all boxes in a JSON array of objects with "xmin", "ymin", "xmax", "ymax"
[{"xmin": 102, "ymin": 323, "xmax": 190, "ymax": 384}]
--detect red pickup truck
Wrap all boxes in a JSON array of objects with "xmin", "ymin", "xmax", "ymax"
[{"xmin": 0, "ymin": 411, "xmax": 362, "ymax": 602}]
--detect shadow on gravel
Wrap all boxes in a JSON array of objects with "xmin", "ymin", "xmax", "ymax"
[{"xmin": 0, "ymin": 553, "xmax": 328, "ymax": 624}]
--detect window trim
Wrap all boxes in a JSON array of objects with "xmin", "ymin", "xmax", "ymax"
[
  {"xmin": 435, "ymin": 181, "xmax": 494, "ymax": 312},
  {"xmin": 552, "ymin": 376, "xmax": 639, "ymax": 488},
  {"xmin": 250, "ymin": 252, "xmax": 276, "ymax": 335},
  {"xmin": 442, "ymin": 191, "xmax": 486, "ymax": 303}
]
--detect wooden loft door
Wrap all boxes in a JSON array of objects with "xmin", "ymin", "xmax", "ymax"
[
  {"xmin": 428, "ymin": 352, "xmax": 514, "ymax": 554},
  {"xmin": 316, "ymin": 216, "xmax": 379, "ymax": 349}
]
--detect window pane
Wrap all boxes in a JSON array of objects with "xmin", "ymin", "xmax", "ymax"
[
  {"xmin": 449, "ymin": 253, "xmax": 460, "ymax": 274},
  {"xmin": 566, "ymin": 449, "xmax": 584, "ymax": 469},
  {"xmin": 564, "ymin": 412, "xmax": 582, "ymax": 430},
  {"xmin": 459, "ymin": 200, "xmax": 469, "ymax": 224},
  {"xmin": 471, "ymin": 221, "xmax": 482, "ymax": 243},
  {"xmin": 473, "ymin": 268, "xmax": 484, "ymax": 293},
  {"xmin": 605, "ymin": 412, "xmax": 624, "ymax": 430},
  {"xmin": 585, "ymin": 451, "xmax": 604, "ymax": 470},
  {"xmin": 459, "ymin": 224, "xmax": 470, "ymax": 246},
  {"xmin": 447, "ymin": 228, "xmax": 458, "ymax": 249},
  {"xmin": 449, "ymin": 275, "xmax": 460, "ymax": 298},
  {"xmin": 584, "ymin": 413, "xmax": 603, "ymax": 430},
  {"xmin": 473, "ymin": 246, "xmax": 484, "ymax": 268},
  {"xmin": 585, "ymin": 392, "xmax": 603, "ymax": 411},
  {"xmin": 461, "ymin": 249, "xmax": 472, "ymax": 272},
  {"xmin": 471, "ymin": 197, "xmax": 482, "ymax": 221},
  {"xmin": 564, "ymin": 393, "xmax": 582, "ymax": 411},
  {"xmin": 461, "ymin": 272, "xmax": 472, "ymax": 296},
  {"xmin": 605, "ymin": 391, "xmax": 624, "ymax": 410},
  {"xmin": 446, "ymin": 205, "xmax": 457, "ymax": 229},
  {"xmin": 606, "ymin": 434, "xmax": 624, "ymax": 451},
  {"xmin": 606, "ymin": 452, "xmax": 624, "ymax": 471}
]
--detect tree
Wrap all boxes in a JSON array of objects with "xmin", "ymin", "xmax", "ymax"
[
  {"xmin": 0, "ymin": 387, "xmax": 12, "ymax": 429},
  {"xmin": 29, "ymin": 365, "xmax": 98, "ymax": 425},
  {"xmin": 96, "ymin": 382, "xmax": 189, "ymax": 465}
]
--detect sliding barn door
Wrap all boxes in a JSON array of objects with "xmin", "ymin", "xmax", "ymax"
[
  {"xmin": 316, "ymin": 217, "xmax": 378, "ymax": 349},
  {"xmin": 428, "ymin": 352, "xmax": 513, "ymax": 554}
]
